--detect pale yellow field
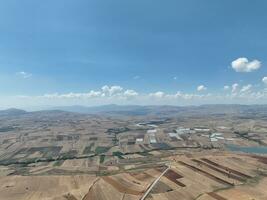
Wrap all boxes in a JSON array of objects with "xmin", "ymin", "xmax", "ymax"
[{"xmin": 0, "ymin": 175, "xmax": 97, "ymax": 200}]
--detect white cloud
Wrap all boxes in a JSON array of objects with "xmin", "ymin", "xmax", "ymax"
[
  {"xmin": 35, "ymin": 85, "xmax": 139, "ymax": 101},
  {"xmin": 173, "ymin": 91, "xmax": 182, "ymax": 98},
  {"xmin": 224, "ymin": 85, "xmax": 230, "ymax": 90},
  {"xmin": 15, "ymin": 90, "xmax": 267, "ymax": 108},
  {"xmin": 231, "ymin": 57, "xmax": 261, "ymax": 72},
  {"xmin": 101, "ymin": 85, "xmax": 123, "ymax": 96},
  {"xmin": 262, "ymin": 77, "xmax": 267, "ymax": 85},
  {"xmin": 42, "ymin": 90, "xmax": 102, "ymax": 99},
  {"xmin": 85, "ymin": 90, "xmax": 102, "ymax": 98},
  {"xmin": 14, "ymin": 83, "xmax": 267, "ymax": 107},
  {"xmin": 149, "ymin": 91, "xmax": 165, "ymax": 98},
  {"xmin": 231, "ymin": 83, "xmax": 239, "ymax": 93},
  {"xmin": 240, "ymin": 84, "xmax": 252, "ymax": 93},
  {"xmin": 124, "ymin": 90, "xmax": 138, "ymax": 98},
  {"xmin": 16, "ymin": 71, "xmax": 32, "ymax": 78},
  {"xmin": 197, "ymin": 85, "xmax": 207, "ymax": 92}
]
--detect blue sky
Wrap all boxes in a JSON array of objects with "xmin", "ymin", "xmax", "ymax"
[{"xmin": 0, "ymin": 0, "xmax": 267, "ymax": 108}]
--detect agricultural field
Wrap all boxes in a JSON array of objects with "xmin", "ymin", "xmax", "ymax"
[
  {"xmin": 0, "ymin": 175, "xmax": 97, "ymax": 200},
  {"xmin": 0, "ymin": 105, "xmax": 267, "ymax": 199}
]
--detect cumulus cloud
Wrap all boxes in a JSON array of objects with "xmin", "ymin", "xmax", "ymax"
[
  {"xmin": 231, "ymin": 57, "xmax": 261, "ymax": 72},
  {"xmin": 149, "ymin": 91, "xmax": 165, "ymax": 98},
  {"xmin": 240, "ymin": 84, "xmax": 252, "ymax": 93},
  {"xmin": 224, "ymin": 85, "xmax": 230, "ymax": 90},
  {"xmin": 85, "ymin": 90, "xmax": 103, "ymax": 98},
  {"xmin": 42, "ymin": 90, "xmax": 103, "ymax": 99},
  {"xmin": 197, "ymin": 85, "xmax": 207, "ymax": 92},
  {"xmin": 173, "ymin": 91, "xmax": 182, "ymax": 98},
  {"xmin": 16, "ymin": 71, "xmax": 32, "ymax": 78},
  {"xmin": 38, "ymin": 85, "xmax": 139, "ymax": 100},
  {"xmin": 231, "ymin": 83, "xmax": 239, "ymax": 93},
  {"xmin": 262, "ymin": 77, "xmax": 267, "ymax": 85},
  {"xmin": 124, "ymin": 90, "xmax": 138, "ymax": 98},
  {"xmin": 16, "ymin": 83, "xmax": 267, "ymax": 106},
  {"xmin": 16, "ymin": 88, "xmax": 267, "ymax": 107},
  {"xmin": 101, "ymin": 85, "xmax": 123, "ymax": 96}
]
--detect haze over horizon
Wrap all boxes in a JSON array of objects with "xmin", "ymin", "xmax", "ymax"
[{"xmin": 1, "ymin": 0, "xmax": 267, "ymax": 108}]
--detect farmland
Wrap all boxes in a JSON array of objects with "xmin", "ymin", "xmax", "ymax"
[{"xmin": 0, "ymin": 105, "xmax": 267, "ymax": 199}]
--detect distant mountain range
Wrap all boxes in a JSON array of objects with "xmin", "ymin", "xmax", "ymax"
[
  {"xmin": 1, "ymin": 104, "xmax": 267, "ymax": 118},
  {"xmin": 53, "ymin": 104, "xmax": 267, "ymax": 117},
  {"xmin": 53, "ymin": 104, "xmax": 145, "ymax": 114},
  {"xmin": 0, "ymin": 108, "xmax": 27, "ymax": 117}
]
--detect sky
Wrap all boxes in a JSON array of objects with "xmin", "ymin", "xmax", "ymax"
[{"xmin": 0, "ymin": 0, "xmax": 267, "ymax": 109}]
